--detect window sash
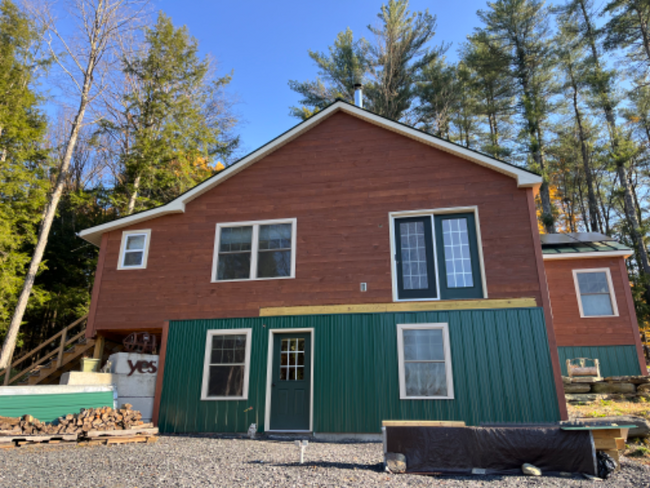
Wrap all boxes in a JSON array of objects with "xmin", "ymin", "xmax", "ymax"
[
  {"xmin": 573, "ymin": 269, "xmax": 618, "ymax": 318},
  {"xmin": 213, "ymin": 220, "xmax": 295, "ymax": 282},
  {"xmin": 201, "ymin": 329, "xmax": 252, "ymax": 400},
  {"xmin": 396, "ymin": 323, "xmax": 454, "ymax": 400},
  {"xmin": 118, "ymin": 231, "xmax": 150, "ymax": 269}
]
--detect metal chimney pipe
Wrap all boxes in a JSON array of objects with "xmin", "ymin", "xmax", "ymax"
[{"xmin": 354, "ymin": 83, "xmax": 363, "ymax": 108}]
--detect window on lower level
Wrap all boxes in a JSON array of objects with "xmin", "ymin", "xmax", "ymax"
[
  {"xmin": 396, "ymin": 323, "xmax": 454, "ymax": 399},
  {"xmin": 392, "ymin": 211, "xmax": 484, "ymax": 300},
  {"xmin": 201, "ymin": 329, "xmax": 252, "ymax": 400},
  {"xmin": 573, "ymin": 268, "xmax": 619, "ymax": 317},
  {"xmin": 118, "ymin": 230, "xmax": 151, "ymax": 270},
  {"xmin": 213, "ymin": 219, "xmax": 296, "ymax": 282}
]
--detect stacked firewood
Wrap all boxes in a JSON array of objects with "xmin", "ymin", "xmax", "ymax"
[{"xmin": 0, "ymin": 404, "xmax": 148, "ymax": 435}]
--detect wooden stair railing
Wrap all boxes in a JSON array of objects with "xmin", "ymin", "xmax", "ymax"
[{"xmin": 1, "ymin": 315, "xmax": 88, "ymax": 386}]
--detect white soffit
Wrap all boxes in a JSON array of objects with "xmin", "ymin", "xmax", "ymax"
[{"xmin": 79, "ymin": 101, "xmax": 542, "ymax": 246}]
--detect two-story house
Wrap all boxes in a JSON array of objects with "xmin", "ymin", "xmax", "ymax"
[{"xmin": 79, "ymin": 100, "xmax": 644, "ymax": 435}]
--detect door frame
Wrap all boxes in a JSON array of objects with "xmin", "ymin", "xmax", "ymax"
[{"xmin": 264, "ymin": 328, "xmax": 314, "ymax": 433}]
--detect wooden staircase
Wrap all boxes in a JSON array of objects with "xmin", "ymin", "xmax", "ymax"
[{"xmin": 0, "ymin": 316, "xmax": 96, "ymax": 386}]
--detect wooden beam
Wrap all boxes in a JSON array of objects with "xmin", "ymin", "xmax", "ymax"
[
  {"xmin": 382, "ymin": 420, "xmax": 466, "ymax": 427},
  {"xmin": 260, "ymin": 298, "xmax": 538, "ymax": 317},
  {"xmin": 93, "ymin": 335, "xmax": 105, "ymax": 359}
]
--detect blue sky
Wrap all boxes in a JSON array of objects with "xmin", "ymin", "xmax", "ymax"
[{"xmin": 154, "ymin": 0, "xmax": 490, "ymax": 156}]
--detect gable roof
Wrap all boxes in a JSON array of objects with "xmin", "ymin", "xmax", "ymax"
[{"xmin": 79, "ymin": 99, "xmax": 543, "ymax": 246}]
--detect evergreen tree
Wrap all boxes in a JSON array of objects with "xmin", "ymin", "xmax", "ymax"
[
  {"xmin": 461, "ymin": 32, "xmax": 516, "ymax": 159},
  {"xmin": 477, "ymin": 0, "xmax": 557, "ymax": 232},
  {"xmin": 101, "ymin": 12, "xmax": 240, "ymax": 215},
  {"xmin": 414, "ymin": 58, "xmax": 457, "ymax": 139},
  {"xmin": 0, "ymin": 1, "xmax": 49, "ymax": 341},
  {"xmin": 288, "ymin": 28, "xmax": 370, "ymax": 120},
  {"xmin": 603, "ymin": 0, "xmax": 650, "ymax": 75},
  {"xmin": 365, "ymin": 0, "xmax": 444, "ymax": 121}
]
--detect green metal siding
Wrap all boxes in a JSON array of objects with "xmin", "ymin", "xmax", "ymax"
[
  {"xmin": 159, "ymin": 308, "xmax": 561, "ymax": 434},
  {"xmin": 0, "ymin": 391, "xmax": 114, "ymax": 423},
  {"xmin": 558, "ymin": 345, "xmax": 642, "ymax": 377}
]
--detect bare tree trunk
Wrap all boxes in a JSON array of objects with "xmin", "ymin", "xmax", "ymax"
[{"xmin": 126, "ymin": 174, "xmax": 141, "ymax": 215}]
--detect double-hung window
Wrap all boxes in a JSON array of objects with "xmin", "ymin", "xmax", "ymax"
[
  {"xmin": 392, "ymin": 211, "xmax": 484, "ymax": 300},
  {"xmin": 212, "ymin": 219, "xmax": 296, "ymax": 281},
  {"xmin": 573, "ymin": 268, "xmax": 618, "ymax": 317},
  {"xmin": 396, "ymin": 323, "xmax": 454, "ymax": 399},
  {"xmin": 118, "ymin": 230, "xmax": 151, "ymax": 270},
  {"xmin": 201, "ymin": 329, "xmax": 252, "ymax": 400}
]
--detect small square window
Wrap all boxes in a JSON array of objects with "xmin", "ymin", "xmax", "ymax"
[
  {"xmin": 201, "ymin": 329, "xmax": 252, "ymax": 400},
  {"xmin": 118, "ymin": 230, "xmax": 151, "ymax": 270},
  {"xmin": 396, "ymin": 323, "xmax": 454, "ymax": 399},
  {"xmin": 573, "ymin": 269, "xmax": 618, "ymax": 318}
]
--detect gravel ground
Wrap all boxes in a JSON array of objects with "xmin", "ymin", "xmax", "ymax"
[{"xmin": 1, "ymin": 435, "xmax": 649, "ymax": 487}]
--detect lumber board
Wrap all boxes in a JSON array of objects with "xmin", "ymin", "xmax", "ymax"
[
  {"xmin": 594, "ymin": 437, "xmax": 622, "ymax": 450},
  {"xmin": 261, "ymin": 299, "xmax": 537, "ymax": 317},
  {"xmin": 591, "ymin": 428, "xmax": 625, "ymax": 439},
  {"xmin": 382, "ymin": 420, "xmax": 466, "ymax": 427},
  {"xmin": 0, "ymin": 434, "xmax": 77, "ymax": 444},
  {"xmin": 85, "ymin": 427, "xmax": 158, "ymax": 438}
]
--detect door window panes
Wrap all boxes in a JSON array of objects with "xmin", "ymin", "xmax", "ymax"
[
  {"xmin": 399, "ymin": 221, "xmax": 429, "ymax": 290},
  {"xmin": 441, "ymin": 218, "xmax": 474, "ymax": 288},
  {"xmin": 279, "ymin": 338, "xmax": 305, "ymax": 381},
  {"xmin": 576, "ymin": 271, "xmax": 616, "ymax": 316}
]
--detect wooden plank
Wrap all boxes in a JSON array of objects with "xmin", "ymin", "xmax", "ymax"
[
  {"xmin": 260, "ymin": 299, "xmax": 538, "ymax": 317},
  {"xmin": 0, "ymin": 434, "xmax": 77, "ymax": 443},
  {"xmin": 382, "ymin": 420, "xmax": 466, "ymax": 427},
  {"xmin": 591, "ymin": 428, "xmax": 625, "ymax": 439},
  {"xmin": 106, "ymin": 436, "xmax": 151, "ymax": 445},
  {"xmin": 85, "ymin": 427, "xmax": 158, "ymax": 438},
  {"xmin": 594, "ymin": 437, "xmax": 618, "ymax": 450}
]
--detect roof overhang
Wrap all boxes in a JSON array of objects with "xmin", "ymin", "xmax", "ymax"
[
  {"xmin": 79, "ymin": 101, "xmax": 543, "ymax": 247},
  {"xmin": 542, "ymin": 250, "xmax": 633, "ymax": 260}
]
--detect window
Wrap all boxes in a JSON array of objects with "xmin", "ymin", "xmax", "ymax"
[
  {"xmin": 201, "ymin": 329, "xmax": 252, "ymax": 400},
  {"xmin": 396, "ymin": 323, "xmax": 454, "ymax": 399},
  {"xmin": 280, "ymin": 338, "xmax": 306, "ymax": 381},
  {"xmin": 213, "ymin": 219, "xmax": 296, "ymax": 282},
  {"xmin": 118, "ymin": 230, "xmax": 151, "ymax": 270},
  {"xmin": 391, "ymin": 210, "xmax": 484, "ymax": 300},
  {"xmin": 573, "ymin": 269, "xmax": 618, "ymax": 318}
]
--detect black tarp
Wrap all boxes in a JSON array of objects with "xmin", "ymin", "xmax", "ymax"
[{"xmin": 385, "ymin": 426, "xmax": 596, "ymax": 475}]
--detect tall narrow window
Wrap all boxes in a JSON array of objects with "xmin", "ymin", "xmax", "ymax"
[
  {"xmin": 213, "ymin": 219, "xmax": 296, "ymax": 282},
  {"xmin": 118, "ymin": 230, "xmax": 151, "ymax": 270},
  {"xmin": 397, "ymin": 323, "xmax": 454, "ymax": 399},
  {"xmin": 394, "ymin": 217, "xmax": 437, "ymax": 300},
  {"xmin": 573, "ymin": 269, "xmax": 618, "ymax": 317},
  {"xmin": 441, "ymin": 218, "xmax": 473, "ymax": 288},
  {"xmin": 201, "ymin": 329, "xmax": 252, "ymax": 400}
]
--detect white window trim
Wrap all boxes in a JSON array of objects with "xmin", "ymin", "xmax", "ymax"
[
  {"xmin": 396, "ymin": 323, "xmax": 454, "ymax": 400},
  {"xmin": 211, "ymin": 218, "xmax": 297, "ymax": 283},
  {"xmin": 201, "ymin": 328, "xmax": 253, "ymax": 401},
  {"xmin": 388, "ymin": 206, "xmax": 488, "ymax": 302},
  {"xmin": 117, "ymin": 229, "xmax": 151, "ymax": 270},
  {"xmin": 572, "ymin": 268, "xmax": 619, "ymax": 318}
]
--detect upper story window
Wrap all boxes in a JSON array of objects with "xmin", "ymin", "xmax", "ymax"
[
  {"xmin": 390, "ymin": 209, "xmax": 485, "ymax": 301},
  {"xmin": 573, "ymin": 268, "xmax": 619, "ymax": 318},
  {"xmin": 212, "ymin": 219, "xmax": 297, "ymax": 282},
  {"xmin": 118, "ymin": 230, "xmax": 151, "ymax": 270}
]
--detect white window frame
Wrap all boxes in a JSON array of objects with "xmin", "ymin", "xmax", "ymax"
[
  {"xmin": 117, "ymin": 229, "xmax": 151, "ymax": 270},
  {"xmin": 572, "ymin": 268, "xmax": 619, "ymax": 318},
  {"xmin": 396, "ymin": 323, "xmax": 454, "ymax": 400},
  {"xmin": 211, "ymin": 218, "xmax": 297, "ymax": 282},
  {"xmin": 201, "ymin": 328, "xmax": 253, "ymax": 401},
  {"xmin": 388, "ymin": 206, "xmax": 488, "ymax": 302}
]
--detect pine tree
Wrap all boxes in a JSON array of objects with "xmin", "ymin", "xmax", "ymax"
[
  {"xmin": 101, "ymin": 12, "xmax": 239, "ymax": 215},
  {"xmin": 365, "ymin": 0, "xmax": 444, "ymax": 121},
  {"xmin": 477, "ymin": 0, "xmax": 557, "ymax": 232},
  {"xmin": 288, "ymin": 28, "xmax": 370, "ymax": 120},
  {"xmin": 0, "ymin": 1, "xmax": 49, "ymax": 341},
  {"xmin": 603, "ymin": 0, "xmax": 650, "ymax": 75}
]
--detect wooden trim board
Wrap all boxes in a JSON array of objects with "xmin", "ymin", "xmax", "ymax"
[
  {"xmin": 382, "ymin": 421, "xmax": 466, "ymax": 427},
  {"xmin": 260, "ymin": 298, "xmax": 537, "ymax": 317}
]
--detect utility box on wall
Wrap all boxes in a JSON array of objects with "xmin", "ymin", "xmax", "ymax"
[{"xmin": 109, "ymin": 352, "xmax": 158, "ymax": 422}]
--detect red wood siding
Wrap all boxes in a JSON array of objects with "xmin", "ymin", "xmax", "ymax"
[
  {"xmin": 545, "ymin": 257, "xmax": 640, "ymax": 347},
  {"xmin": 88, "ymin": 112, "xmax": 544, "ymax": 336}
]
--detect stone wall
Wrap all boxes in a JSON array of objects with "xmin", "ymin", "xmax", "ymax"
[{"xmin": 563, "ymin": 375, "xmax": 650, "ymax": 403}]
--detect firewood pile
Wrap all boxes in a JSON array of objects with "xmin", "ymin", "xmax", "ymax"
[{"xmin": 0, "ymin": 404, "xmax": 149, "ymax": 436}]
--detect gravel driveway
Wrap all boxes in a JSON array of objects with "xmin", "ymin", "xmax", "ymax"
[{"xmin": 1, "ymin": 435, "xmax": 649, "ymax": 487}]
